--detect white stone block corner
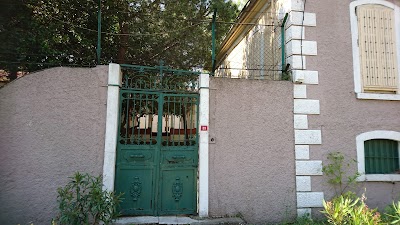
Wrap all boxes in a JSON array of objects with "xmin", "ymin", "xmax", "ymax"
[
  {"xmin": 285, "ymin": 26, "xmax": 305, "ymax": 42},
  {"xmin": 295, "ymin": 130, "xmax": 322, "ymax": 144},
  {"xmin": 296, "ymin": 160, "xmax": 323, "ymax": 175},
  {"xmin": 297, "ymin": 192, "xmax": 324, "ymax": 208},
  {"xmin": 287, "ymin": 40, "xmax": 317, "ymax": 56},
  {"xmin": 297, "ymin": 208, "xmax": 312, "ymax": 218},
  {"xmin": 294, "ymin": 85, "xmax": 307, "ymax": 99},
  {"xmin": 294, "ymin": 114, "xmax": 308, "ymax": 129},
  {"xmin": 296, "ymin": 176, "xmax": 311, "ymax": 192},
  {"xmin": 295, "ymin": 145, "xmax": 310, "ymax": 159},
  {"xmin": 287, "ymin": 55, "xmax": 306, "ymax": 70},
  {"xmin": 294, "ymin": 99, "xmax": 320, "ymax": 115},
  {"xmin": 291, "ymin": 0, "xmax": 305, "ymax": 12},
  {"xmin": 292, "ymin": 70, "xmax": 319, "ymax": 84},
  {"xmin": 290, "ymin": 12, "xmax": 317, "ymax": 27}
]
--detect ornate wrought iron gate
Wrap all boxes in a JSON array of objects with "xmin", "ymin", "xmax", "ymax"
[{"xmin": 115, "ymin": 64, "xmax": 199, "ymax": 216}]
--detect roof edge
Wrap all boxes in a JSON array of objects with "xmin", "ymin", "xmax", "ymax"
[{"xmin": 216, "ymin": 0, "xmax": 270, "ymax": 67}]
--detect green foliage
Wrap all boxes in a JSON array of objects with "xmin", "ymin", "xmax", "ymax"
[
  {"xmin": 56, "ymin": 172, "xmax": 123, "ymax": 225},
  {"xmin": 0, "ymin": 0, "xmax": 240, "ymax": 74},
  {"xmin": 281, "ymin": 71, "xmax": 291, "ymax": 81},
  {"xmin": 382, "ymin": 201, "xmax": 400, "ymax": 224},
  {"xmin": 322, "ymin": 152, "xmax": 360, "ymax": 196},
  {"xmin": 321, "ymin": 192, "xmax": 382, "ymax": 225}
]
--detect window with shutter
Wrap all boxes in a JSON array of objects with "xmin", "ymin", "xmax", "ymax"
[
  {"xmin": 357, "ymin": 4, "xmax": 398, "ymax": 93},
  {"xmin": 350, "ymin": 1, "xmax": 400, "ymax": 100}
]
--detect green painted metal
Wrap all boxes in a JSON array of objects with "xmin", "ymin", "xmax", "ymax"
[
  {"xmin": 97, "ymin": 0, "xmax": 101, "ymax": 64},
  {"xmin": 365, "ymin": 139, "xmax": 399, "ymax": 174},
  {"xmin": 115, "ymin": 64, "xmax": 199, "ymax": 216},
  {"xmin": 211, "ymin": 9, "xmax": 217, "ymax": 74},
  {"xmin": 281, "ymin": 13, "xmax": 289, "ymax": 76},
  {"xmin": 120, "ymin": 62, "xmax": 200, "ymax": 92}
]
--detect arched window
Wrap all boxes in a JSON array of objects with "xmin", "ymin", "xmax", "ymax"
[
  {"xmin": 350, "ymin": 0, "xmax": 400, "ymax": 100},
  {"xmin": 356, "ymin": 131, "xmax": 400, "ymax": 181}
]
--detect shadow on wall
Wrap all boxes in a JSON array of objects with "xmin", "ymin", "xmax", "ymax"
[{"xmin": 0, "ymin": 66, "xmax": 108, "ymax": 225}]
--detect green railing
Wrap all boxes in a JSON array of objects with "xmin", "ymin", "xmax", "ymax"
[
  {"xmin": 215, "ymin": 13, "xmax": 289, "ymax": 80},
  {"xmin": 120, "ymin": 63, "xmax": 200, "ymax": 92}
]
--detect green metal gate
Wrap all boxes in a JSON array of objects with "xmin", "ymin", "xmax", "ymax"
[{"xmin": 115, "ymin": 64, "xmax": 199, "ymax": 216}]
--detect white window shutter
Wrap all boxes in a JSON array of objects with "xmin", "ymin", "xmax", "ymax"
[{"xmin": 357, "ymin": 4, "xmax": 398, "ymax": 92}]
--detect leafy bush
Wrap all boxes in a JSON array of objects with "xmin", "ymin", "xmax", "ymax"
[
  {"xmin": 56, "ymin": 172, "xmax": 123, "ymax": 225},
  {"xmin": 382, "ymin": 201, "xmax": 400, "ymax": 224},
  {"xmin": 321, "ymin": 192, "xmax": 381, "ymax": 225},
  {"xmin": 322, "ymin": 152, "xmax": 360, "ymax": 196}
]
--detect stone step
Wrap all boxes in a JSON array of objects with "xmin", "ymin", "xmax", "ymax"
[{"xmin": 113, "ymin": 216, "xmax": 245, "ymax": 225}]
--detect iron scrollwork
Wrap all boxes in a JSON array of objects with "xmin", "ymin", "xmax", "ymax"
[
  {"xmin": 130, "ymin": 177, "xmax": 142, "ymax": 201},
  {"xmin": 172, "ymin": 177, "xmax": 183, "ymax": 201},
  {"xmin": 121, "ymin": 62, "xmax": 200, "ymax": 92}
]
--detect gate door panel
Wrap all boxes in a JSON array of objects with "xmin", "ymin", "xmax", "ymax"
[
  {"xmin": 115, "ymin": 88, "xmax": 199, "ymax": 216},
  {"xmin": 159, "ymin": 94, "xmax": 198, "ymax": 215}
]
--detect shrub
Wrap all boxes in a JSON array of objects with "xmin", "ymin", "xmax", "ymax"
[
  {"xmin": 56, "ymin": 172, "xmax": 123, "ymax": 225},
  {"xmin": 382, "ymin": 201, "xmax": 400, "ymax": 224},
  {"xmin": 322, "ymin": 152, "xmax": 360, "ymax": 196},
  {"xmin": 321, "ymin": 192, "xmax": 381, "ymax": 225}
]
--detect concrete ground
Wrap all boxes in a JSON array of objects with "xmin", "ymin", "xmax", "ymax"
[{"xmin": 113, "ymin": 216, "xmax": 245, "ymax": 225}]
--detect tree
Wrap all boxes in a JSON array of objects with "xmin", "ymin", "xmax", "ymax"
[{"xmin": 0, "ymin": 0, "xmax": 240, "ymax": 76}]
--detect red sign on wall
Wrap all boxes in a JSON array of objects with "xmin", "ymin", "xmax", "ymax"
[{"xmin": 200, "ymin": 126, "xmax": 208, "ymax": 131}]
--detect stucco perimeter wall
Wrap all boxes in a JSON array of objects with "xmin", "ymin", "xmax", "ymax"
[
  {"xmin": 208, "ymin": 78, "xmax": 295, "ymax": 224},
  {"xmin": 305, "ymin": 0, "xmax": 400, "ymax": 214},
  {"xmin": 0, "ymin": 66, "xmax": 108, "ymax": 225}
]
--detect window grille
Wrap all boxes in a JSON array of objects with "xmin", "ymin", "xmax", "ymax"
[{"xmin": 364, "ymin": 139, "xmax": 399, "ymax": 174}]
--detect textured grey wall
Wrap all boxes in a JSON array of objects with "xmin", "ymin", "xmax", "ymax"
[
  {"xmin": 0, "ymin": 66, "xmax": 108, "ymax": 225},
  {"xmin": 305, "ymin": 0, "xmax": 400, "ymax": 213},
  {"xmin": 208, "ymin": 78, "xmax": 295, "ymax": 224}
]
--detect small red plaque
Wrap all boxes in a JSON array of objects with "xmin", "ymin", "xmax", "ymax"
[{"xmin": 200, "ymin": 126, "xmax": 208, "ymax": 131}]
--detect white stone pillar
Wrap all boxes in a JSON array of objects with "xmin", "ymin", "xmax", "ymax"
[
  {"xmin": 198, "ymin": 73, "xmax": 210, "ymax": 217},
  {"xmin": 102, "ymin": 63, "xmax": 122, "ymax": 191}
]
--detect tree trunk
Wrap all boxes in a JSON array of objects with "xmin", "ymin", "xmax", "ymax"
[
  {"xmin": 117, "ymin": 22, "xmax": 128, "ymax": 64},
  {"xmin": 8, "ymin": 70, "xmax": 17, "ymax": 81}
]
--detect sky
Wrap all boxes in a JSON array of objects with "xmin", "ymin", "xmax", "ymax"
[{"xmin": 231, "ymin": 0, "xmax": 247, "ymax": 10}]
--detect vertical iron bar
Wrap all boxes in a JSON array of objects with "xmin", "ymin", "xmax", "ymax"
[
  {"xmin": 196, "ymin": 95, "xmax": 199, "ymax": 146},
  {"xmin": 138, "ymin": 93, "xmax": 142, "ymax": 144},
  {"xmin": 281, "ymin": 13, "xmax": 289, "ymax": 78},
  {"xmin": 190, "ymin": 97, "xmax": 193, "ymax": 144},
  {"xmin": 211, "ymin": 9, "xmax": 217, "ymax": 74},
  {"xmin": 155, "ymin": 93, "xmax": 163, "ymax": 215},
  {"xmin": 97, "ymin": 0, "xmax": 101, "ymax": 64},
  {"xmin": 151, "ymin": 95, "xmax": 154, "ymax": 143},
  {"xmin": 144, "ymin": 94, "xmax": 148, "ymax": 143},
  {"xmin": 179, "ymin": 97, "xmax": 182, "ymax": 146},
  {"xmin": 167, "ymin": 96, "xmax": 170, "ymax": 146},
  {"xmin": 174, "ymin": 96, "xmax": 177, "ymax": 146},
  {"xmin": 125, "ymin": 93, "xmax": 130, "ymax": 143}
]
